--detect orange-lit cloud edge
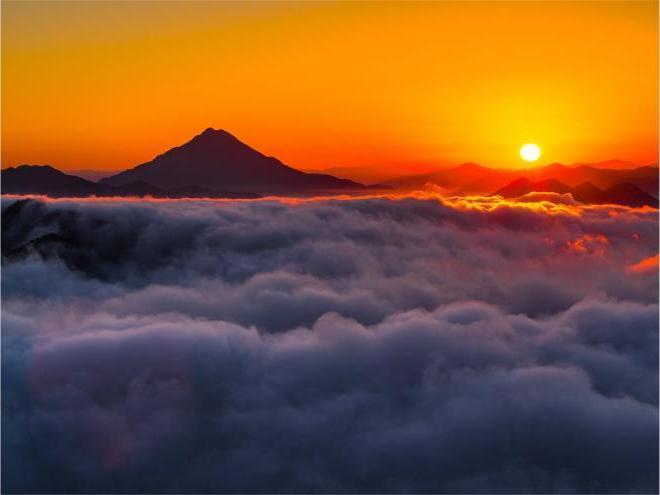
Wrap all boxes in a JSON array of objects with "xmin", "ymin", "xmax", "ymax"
[
  {"xmin": 5, "ymin": 191, "xmax": 656, "ymax": 275},
  {"xmin": 628, "ymin": 254, "xmax": 660, "ymax": 274},
  {"xmin": 4, "ymin": 189, "xmax": 657, "ymax": 214}
]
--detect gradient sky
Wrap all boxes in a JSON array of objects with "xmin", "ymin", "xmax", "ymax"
[{"xmin": 2, "ymin": 1, "xmax": 658, "ymax": 172}]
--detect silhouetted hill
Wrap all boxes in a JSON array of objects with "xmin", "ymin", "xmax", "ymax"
[
  {"xmin": 1, "ymin": 165, "xmax": 259, "ymax": 199},
  {"xmin": 100, "ymin": 128, "xmax": 368, "ymax": 195},
  {"xmin": 494, "ymin": 178, "xmax": 658, "ymax": 208},
  {"xmin": 494, "ymin": 178, "xmax": 572, "ymax": 197},
  {"xmin": 571, "ymin": 182, "xmax": 604, "ymax": 202},
  {"xmin": 522, "ymin": 164, "xmax": 659, "ymax": 195},
  {"xmin": 600, "ymin": 183, "xmax": 659, "ymax": 208},
  {"xmin": 1, "ymin": 165, "xmax": 102, "ymax": 197}
]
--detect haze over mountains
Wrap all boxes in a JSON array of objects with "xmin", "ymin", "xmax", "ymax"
[
  {"xmin": 307, "ymin": 162, "xmax": 447, "ymax": 185},
  {"xmin": 1, "ymin": 128, "xmax": 657, "ymax": 206},
  {"xmin": 68, "ymin": 169, "xmax": 114, "ymax": 182},
  {"xmin": 385, "ymin": 161, "xmax": 659, "ymax": 197}
]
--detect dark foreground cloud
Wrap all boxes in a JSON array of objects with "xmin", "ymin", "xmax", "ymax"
[{"xmin": 1, "ymin": 195, "xmax": 658, "ymax": 493}]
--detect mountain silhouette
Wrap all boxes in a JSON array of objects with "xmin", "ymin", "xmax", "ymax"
[
  {"xmin": 522, "ymin": 163, "xmax": 658, "ymax": 195},
  {"xmin": 2, "ymin": 165, "xmax": 101, "ymax": 197},
  {"xmin": 570, "ymin": 182, "xmax": 604, "ymax": 202},
  {"xmin": 386, "ymin": 161, "xmax": 658, "ymax": 197},
  {"xmin": 494, "ymin": 178, "xmax": 658, "ymax": 208},
  {"xmin": 598, "ymin": 183, "xmax": 660, "ymax": 208},
  {"xmin": 4, "ymin": 141, "xmax": 657, "ymax": 203},
  {"xmin": 493, "ymin": 177, "xmax": 572, "ymax": 197},
  {"xmin": 1, "ymin": 165, "xmax": 259, "ymax": 199},
  {"xmin": 100, "ymin": 128, "xmax": 367, "ymax": 195}
]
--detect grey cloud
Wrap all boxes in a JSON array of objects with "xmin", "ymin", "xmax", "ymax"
[{"xmin": 1, "ymin": 196, "xmax": 658, "ymax": 493}]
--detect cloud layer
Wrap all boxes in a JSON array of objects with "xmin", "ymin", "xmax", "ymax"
[{"xmin": 2, "ymin": 195, "xmax": 658, "ymax": 493}]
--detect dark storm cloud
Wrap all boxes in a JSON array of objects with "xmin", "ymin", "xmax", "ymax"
[{"xmin": 2, "ymin": 195, "xmax": 658, "ymax": 493}]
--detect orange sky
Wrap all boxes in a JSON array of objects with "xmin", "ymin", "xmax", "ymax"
[{"xmin": 2, "ymin": 1, "xmax": 658, "ymax": 172}]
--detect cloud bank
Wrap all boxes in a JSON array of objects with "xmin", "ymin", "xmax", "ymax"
[{"xmin": 2, "ymin": 195, "xmax": 658, "ymax": 493}]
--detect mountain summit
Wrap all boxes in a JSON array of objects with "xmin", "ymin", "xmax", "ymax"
[{"xmin": 100, "ymin": 128, "xmax": 366, "ymax": 195}]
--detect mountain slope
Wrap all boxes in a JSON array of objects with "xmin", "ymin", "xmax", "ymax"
[
  {"xmin": 599, "ymin": 183, "xmax": 659, "ymax": 208},
  {"xmin": 100, "ymin": 128, "xmax": 366, "ymax": 194}
]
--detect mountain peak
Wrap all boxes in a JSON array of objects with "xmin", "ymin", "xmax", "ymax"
[
  {"xmin": 173, "ymin": 127, "xmax": 252, "ymax": 156},
  {"xmin": 7, "ymin": 164, "xmax": 68, "ymax": 177},
  {"xmin": 11, "ymin": 164, "xmax": 58, "ymax": 172},
  {"xmin": 99, "ymin": 129, "xmax": 365, "ymax": 194},
  {"xmin": 200, "ymin": 127, "xmax": 230, "ymax": 136},
  {"xmin": 193, "ymin": 127, "xmax": 238, "ymax": 142},
  {"xmin": 494, "ymin": 177, "xmax": 571, "ymax": 197}
]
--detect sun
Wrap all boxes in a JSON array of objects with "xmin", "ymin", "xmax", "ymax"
[{"xmin": 520, "ymin": 143, "xmax": 541, "ymax": 162}]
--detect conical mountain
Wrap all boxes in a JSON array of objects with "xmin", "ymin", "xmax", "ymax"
[{"xmin": 100, "ymin": 128, "xmax": 365, "ymax": 195}]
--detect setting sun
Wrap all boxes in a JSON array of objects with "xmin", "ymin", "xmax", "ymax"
[{"xmin": 520, "ymin": 143, "xmax": 541, "ymax": 162}]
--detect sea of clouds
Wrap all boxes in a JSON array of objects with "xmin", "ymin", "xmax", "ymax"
[{"xmin": 2, "ymin": 194, "xmax": 658, "ymax": 493}]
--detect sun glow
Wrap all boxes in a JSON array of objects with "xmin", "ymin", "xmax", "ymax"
[{"xmin": 520, "ymin": 143, "xmax": 541, "ymax": 162}]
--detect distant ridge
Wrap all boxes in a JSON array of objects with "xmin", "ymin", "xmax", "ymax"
[
  {"xmin": 3, "ymin": 134, "xmax": 657, "ymax": 202},
  {"xmin": 2, "ymin": 165, "xmax": 101, "ymax": 197},
  {"xmin": 494, "ymin": 177, "xmax": 658, "ymax": 208},
  {"xmin": 100, "ymin": 128, "xmax": 369, "ymax": 195},
  {"xmin": 568, "ymin": 159, "xmax": 637, "ymax": 170},
  {"xmin": 386, "ymin": 161, "xmax": 658, "ymax": 198},
  {"xmin": 1, "ymin": 165, "xmax": 259, "ymax": 199}
]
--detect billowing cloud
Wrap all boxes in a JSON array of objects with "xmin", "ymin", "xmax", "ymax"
[{"xmin": 2, "ymin": 195, "xmax": 658, "ymax": 493}]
